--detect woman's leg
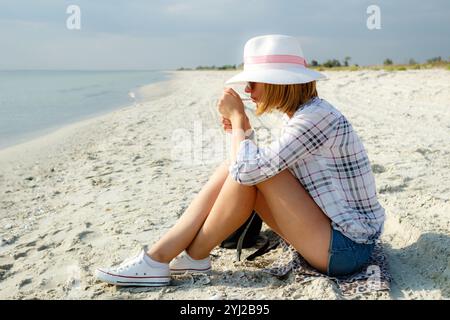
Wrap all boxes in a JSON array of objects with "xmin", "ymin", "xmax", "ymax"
[
  {"xmin": 186, "ymin": 175, "xmax": 257, "ymax": 260},
  {"xmin": 254, "ymin": 170, "xmax": 331, "ymax": 272},
  {"xmin": 147, "ymin": 161, "xmax": 230, "ymax": 263},
  {"xmin": 186, "ymin": 169, "xmax": 331, "ymax": 273}
]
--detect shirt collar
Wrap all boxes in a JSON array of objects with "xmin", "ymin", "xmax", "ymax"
[{"xmin": 284, "ymin": 96, "xmax": 321, "ymax": 120}]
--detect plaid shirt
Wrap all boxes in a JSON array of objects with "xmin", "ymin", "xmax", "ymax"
[{"xmin": 229, "ymin": 97, "xmax": 385, "ymax": 244}]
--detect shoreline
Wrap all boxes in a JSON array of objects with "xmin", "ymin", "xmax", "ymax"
[
  {"xmin": 0, "ymin": 75, "xmax": 176, "ymax": 168},
  {"xmin": 0, "ymin": 70, "xmax": 174, "ymax": 153}
]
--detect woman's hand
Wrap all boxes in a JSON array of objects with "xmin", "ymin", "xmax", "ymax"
[
  {"xmin": 221, "ymin": 116, "xmax": 233, "ymax": 133},
  {"xmin": 217, "ymin": 88, "xmax": 245, "ymax": 120},
  {"xmin": 221, "ymin": 115, "xmax": 252, "ymax": 133}
]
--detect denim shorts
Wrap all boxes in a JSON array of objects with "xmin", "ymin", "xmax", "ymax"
[{"xmin": 326, "ymin": 228, "xmax": 375, "ymax": 277}]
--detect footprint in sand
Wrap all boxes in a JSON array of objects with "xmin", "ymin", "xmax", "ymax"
[
  {"xmin": 378, "ymin": 178, "xmax": 411, "ymax": 194},
  {"xmin": 36, "ymin": 244, "xmax": 53, "ymax": 251},
  {"xmin": 415, "ymin": 148, "xmax": 434, "ymax": 161},
  {"xmin": 66, "ymin": 230, "xmax": 96, "ymax": 252},
  {"xmin": 18, "ymin": 278, "xmax": 32, "ymax": 288},
  {"xmin": 25, "ymin": 240, "xmax": 38, "ymax": 247},
  {"xmin": 77, "ymin": 230, "xmax": 95, "ymax": 242},
  {"xmin": 13, "ymin": 250, "xmax": 30, "ymax": 260},
  {"xmin": 1, "ymin": 235, "xmax": 17, "ymax": 246},
  {"xmin": 372, "ymin": 164, "xmax": 386, "ymax": 174},
  {"xmin": 0, "ymin": 263, "xmax": 14, "ymax": 280},
  {"xmin": 51, "ymin": 228, "xmax": 65, "ymax": 236}
]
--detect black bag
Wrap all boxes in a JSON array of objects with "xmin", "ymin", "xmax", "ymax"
[
  {"xmin": 220, "ymin": 210, "xmax": 262, "ymax": 249},
  {"xmin": 220, "ymin": 210, "xmax": 279, "ymax": 261}
]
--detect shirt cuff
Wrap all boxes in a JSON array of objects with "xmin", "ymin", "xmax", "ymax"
[
  {"xmin": 228, "ymin": 138, "xmax": 259, "ymax": 182},
  {"xmin": 245, "ymin": 128, "xmax": 256, "ymax": 142}
]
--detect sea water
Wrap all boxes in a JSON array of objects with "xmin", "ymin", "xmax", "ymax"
[{"xmin": 0, "ymin": 70, "xmax": 169, "ymax": 149}]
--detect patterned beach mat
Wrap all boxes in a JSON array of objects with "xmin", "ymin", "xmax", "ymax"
[{"xmin": 262, "ymin": 238, "xmax": 391, "ymax": 298}]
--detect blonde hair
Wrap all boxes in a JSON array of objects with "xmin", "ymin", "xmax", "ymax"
[{"xmin": 255, "ymin": 81, "xmax": 318, "ymax": 116}]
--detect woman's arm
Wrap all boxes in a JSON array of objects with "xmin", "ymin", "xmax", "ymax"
[
  {"xmin": 229, "ymin": 111, "xmax": 339, "ymax": 185},
  {"xmin": 229, "ymin": 114, "xmax": 247, "ymax": 163},
  {"xmin": 217, "ymin": 88, "xmax": 253, "ymax": 163}
]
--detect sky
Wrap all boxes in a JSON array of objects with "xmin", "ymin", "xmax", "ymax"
[{"xmin": 0, "ymin": 0, "xmax": 449, "ymax": 70}]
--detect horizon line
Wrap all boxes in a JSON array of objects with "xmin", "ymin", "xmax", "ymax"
[{"xmin": 0, "ymin": 68, "xmax": 171, "ymax": 72}]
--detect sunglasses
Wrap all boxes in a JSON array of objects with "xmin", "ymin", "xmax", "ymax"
[{"xmin": 246, "ymin": 82, "xmax": 255, "ymax": 91}]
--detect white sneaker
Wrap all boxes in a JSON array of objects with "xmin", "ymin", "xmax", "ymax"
[
  {"xmin": 169, "ymin": 251, "xmax": 212, "ymax": 275},
  {"xmin": 94, "ymin": 249, "xmax": 170, "ymax": 286}
]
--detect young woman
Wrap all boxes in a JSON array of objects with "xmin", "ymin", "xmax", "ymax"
[{"xmin": 95, "ymin": 34, "xmax": 385, "ymax": 286}]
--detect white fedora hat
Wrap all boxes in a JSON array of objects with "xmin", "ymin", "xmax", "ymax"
[{"xmin": 225, "ymin": 34, "xmax": 326, "ymax": 85}]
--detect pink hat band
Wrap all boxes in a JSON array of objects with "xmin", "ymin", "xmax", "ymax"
[
  {"xmin": 225, "ymin": 35, "xmax": 326, "ymax": 85},
  {"xmin": 244, "ymin": 54, "xmax": 307, "ymax": 67}
]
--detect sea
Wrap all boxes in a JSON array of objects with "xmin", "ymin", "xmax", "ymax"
[{"xmin": 0, "ymin": 70, "xmax": 169, "ymax": 149}]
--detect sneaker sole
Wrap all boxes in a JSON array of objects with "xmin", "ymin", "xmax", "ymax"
[
  {"xmin": 95, "ymin": 269, "xmax": 171, "ymax": 287},
  {"xmin": 170, "ymin": 267, "xmax": 212, "ymax": 275}
]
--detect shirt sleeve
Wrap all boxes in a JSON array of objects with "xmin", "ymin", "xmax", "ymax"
[{"xmin": 229, "ymin": 111, "xmax": 339, "ymax": 185}]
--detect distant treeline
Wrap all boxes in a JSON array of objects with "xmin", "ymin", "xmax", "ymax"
[
  {"xmin": 311, "ymin": 56, "xmax": 448, "ymax": 68},
  {"xmin": 177, "ymin": 63, "xmax": 243, "ymax": 71},
  {"xmin": 177, "ymin": 56, "xmax": 450, "ymax": 71}
]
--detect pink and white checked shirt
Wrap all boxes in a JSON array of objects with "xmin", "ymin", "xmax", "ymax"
[{"xmin": 229, "ymin": 97, "xmax": 385, "ymax": 244}]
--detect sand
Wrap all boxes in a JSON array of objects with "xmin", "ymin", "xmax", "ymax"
[{"xmin": 0, "ymin": 69, "xmax": 449, "ymax": 300}]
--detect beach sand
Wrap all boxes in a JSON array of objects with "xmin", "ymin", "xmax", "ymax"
[{"xmin": 0, "ymin": 69, "xmax": 449, "ymax": 300}]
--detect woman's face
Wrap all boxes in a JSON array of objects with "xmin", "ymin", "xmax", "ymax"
[{"xmin": 245, "ymin": 82, "xmax": 264, "ymax": 103}]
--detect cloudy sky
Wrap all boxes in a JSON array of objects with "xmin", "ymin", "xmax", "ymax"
[{"xmin": 1, "ymin": 0, "xmax": 449, "ymax": 70}]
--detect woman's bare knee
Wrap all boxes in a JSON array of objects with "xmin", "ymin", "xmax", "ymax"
[{"xmin": 206, "ymin": 161, "xmax": 229, "ymax": 184}]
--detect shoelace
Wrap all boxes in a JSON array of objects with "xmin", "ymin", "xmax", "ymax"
[
  {"xmin": 173, "ymin": 252, "xmax": 190, "ymax": 263},
  {"xmin": 113, "ymin": 251, "xmax": 144, "ymax": 271}
]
